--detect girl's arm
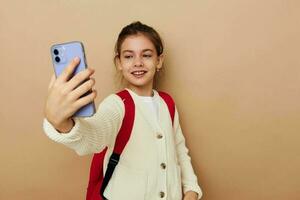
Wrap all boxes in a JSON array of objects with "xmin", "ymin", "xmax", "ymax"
[
  {"xmin": 43, "ymin": 94, "xmax": 124, "ymax": 156},
  {"xmin": 174, "ymin": 106, "xmax": 203, "ymax": 199}
]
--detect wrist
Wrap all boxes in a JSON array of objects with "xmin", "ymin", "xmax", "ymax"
[{"xmin": 54, "ymin": 118, "xmax": 74, "ymax": 133}]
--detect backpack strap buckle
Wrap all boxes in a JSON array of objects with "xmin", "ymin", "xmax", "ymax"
[{"xmin": 108, "ymin": 153, "xmax": 120, "ymax": 166}]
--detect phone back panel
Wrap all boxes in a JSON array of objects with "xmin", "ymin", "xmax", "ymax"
[{"xmin": 50, "ymin": 41, "xmax": 95, "ymax": 117}]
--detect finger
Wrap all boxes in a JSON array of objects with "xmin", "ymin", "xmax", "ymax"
[
  {"xmin": 73, "ymin": 89, "xmax": 97, "ymax": 110},
  {"xmin": 70, "ymin": 78, "xmax": 95, "ymax": 100},
  {"xmin": 48, "ymin": 74, "xmax": 56, "ymax": 90},
  {"xmin": 65, "ymin": 68, "xmax": 95, "ymax": 92},
  {"xmin": 57, "ymin": 57, "xmax": 80, "ymax": 83}
]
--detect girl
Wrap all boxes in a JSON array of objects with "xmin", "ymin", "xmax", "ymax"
[{"xmin": 43, "ymin": 21, "xmax": 202, "ymax": 200}]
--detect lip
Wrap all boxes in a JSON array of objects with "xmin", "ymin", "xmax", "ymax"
[
  {"xmin": 131, "ymin": 70, "xmax": 147, "ymax": 77},
  {"xmin": 131, "ymin": 69, "xmax": 147, "ymax": 73},
  {"xmin": 131, "ymin": 70, "xmax": 147, "ymax": 74}
]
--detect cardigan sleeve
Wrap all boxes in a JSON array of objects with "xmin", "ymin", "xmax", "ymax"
[
  {"xmin": 42, "ymin": 94, "xmax": 124, "ymax": 156},
  {"xmin": 174, "ymin": 106, "xmax": 203, "ymax": 199}
]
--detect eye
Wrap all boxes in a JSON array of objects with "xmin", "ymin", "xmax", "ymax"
[
  {"xmin": 143, "ymin": 54, "xmax": 152, "ymax": 58},
  {"xmin": 124, "ymin": 55, "xmax": 133, "ymax": 59}
]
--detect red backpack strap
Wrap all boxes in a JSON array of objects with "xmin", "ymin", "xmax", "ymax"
[
  {"xmin": 112, "ymin": 90, "xmax": 135, "ymax": 154},
  {"xmin": 86, "ymin": 90, "xmax": 135, "ymax": 200},
  {"xmin": 100, "ymin": 90, "xmax": 135, "ymax": 199},
  {"xmin": 158, "ymin": 91, "xmax": 176, "ymax": 126}
]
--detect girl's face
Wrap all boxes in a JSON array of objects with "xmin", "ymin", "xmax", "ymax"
[{"xmin": 116, "ymin": 34, "xmax": 164, "ymax": 95}]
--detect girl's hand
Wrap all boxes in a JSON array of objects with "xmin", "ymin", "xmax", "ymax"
[
  {"xmin": 183, "ymin": 191, "xmax": 198, "ymax": 200},
  {"xmin": 44, "ymin": 57, "xmax": 97, "ymax": 133}
]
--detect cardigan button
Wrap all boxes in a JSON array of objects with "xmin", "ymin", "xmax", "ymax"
[
  {"xmin": 157, "ymin": 133, "xmax": 163, "ymax": 139},
  {"xmin": 159, "ymin": 191, "xmax": 165, "ymax": 198},
  {"xmin": 160, "ymin": 163, "xmax": 166, "ymax": 169}
]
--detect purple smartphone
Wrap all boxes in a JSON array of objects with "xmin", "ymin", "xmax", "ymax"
[{"xmin": 50, "ymin": 41, "xmax": 96, "ymax": 117}]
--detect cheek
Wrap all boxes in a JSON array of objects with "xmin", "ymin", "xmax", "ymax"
[
  {"xmin": 144, "ymin": 59, "xmax": 158, "ymax": 67},
  {"xmin": 119, "ymin": 61, "xmax": 131, "ymax": 71}
]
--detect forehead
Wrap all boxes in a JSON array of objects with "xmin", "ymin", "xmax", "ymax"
[{"xmin": 121, "ymin": 34, "xmax": 155, "ymax": 52}]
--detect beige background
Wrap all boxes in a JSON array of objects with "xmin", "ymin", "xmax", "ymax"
[{"xmin": 1, "ymin": 0, "xmax": 300, "ymax": 199}]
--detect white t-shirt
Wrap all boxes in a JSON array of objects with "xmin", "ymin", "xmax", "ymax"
[{"xmin": 137, "ymin": 95, "xmax": 159, "ymax": 122}]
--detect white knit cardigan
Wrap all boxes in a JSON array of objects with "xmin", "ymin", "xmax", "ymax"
[{"xmin": 43, "ymin": 88, "xmax": 202, "ymax": 200}]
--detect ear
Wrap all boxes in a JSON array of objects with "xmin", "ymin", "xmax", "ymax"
[
  {"xmin": 156, "ymin": 54, "xmax": 164, "ymax": 70},
  {"xmin": 115, "ymin": 56, "xmax": 123, "ymax": 71}
]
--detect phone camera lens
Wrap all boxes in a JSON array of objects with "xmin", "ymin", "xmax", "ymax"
[
  {"xmin": 55, "ymin": 56, "xmax": 60, "ymax": 63},
  {"xmin": 53, "ymin": 49, "xmax": 59, "ymax": 55}
]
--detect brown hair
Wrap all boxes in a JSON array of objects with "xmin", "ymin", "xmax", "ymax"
[{"xmin": 114, "ymin": 21, "xmax": 164, "ymax": 60}]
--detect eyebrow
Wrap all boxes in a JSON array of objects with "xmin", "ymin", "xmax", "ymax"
[{"xmin": 122, "ymin": 49, "xmax": 154, "ymax": 54}]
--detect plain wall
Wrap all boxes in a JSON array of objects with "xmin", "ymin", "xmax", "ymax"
[{"xmin": 1, "ymin": 0, "xmax": 300, "ymax": 199}]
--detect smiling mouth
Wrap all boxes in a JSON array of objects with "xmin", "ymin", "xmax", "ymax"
[{"xmin": 131, "ymin": 70, "xmax": 147, "ymax": 77}]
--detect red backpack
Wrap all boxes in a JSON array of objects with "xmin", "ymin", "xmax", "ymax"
[{"xmin": 86, "ymin": 90, "xmax": 175, "ymax": 200}]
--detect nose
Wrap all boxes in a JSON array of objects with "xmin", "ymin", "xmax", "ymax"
[{"xmin": 134, "ymin": 56, "xmax": 143, "ymax": 67}]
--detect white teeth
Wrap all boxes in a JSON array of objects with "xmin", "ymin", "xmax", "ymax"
[{"xmin": 132, "ymin": 71, "xmax": 146, "ymax": 75}]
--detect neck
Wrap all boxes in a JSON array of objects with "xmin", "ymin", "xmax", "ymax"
[{"xmin": 127, "ymin": 83, "xmax": 154, "ymax": 97}]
